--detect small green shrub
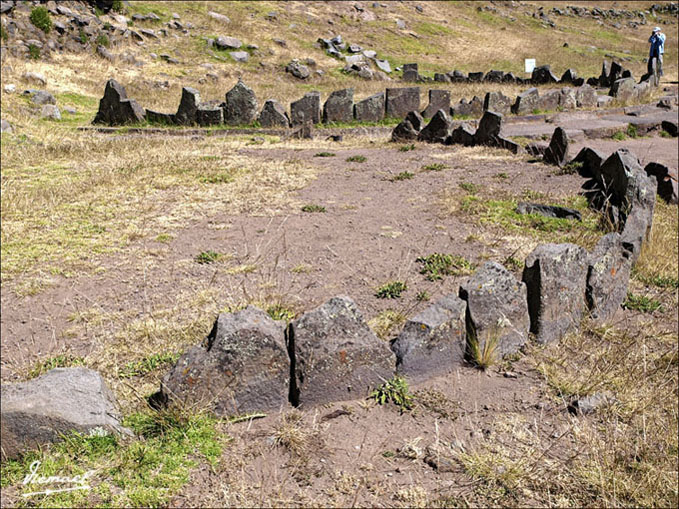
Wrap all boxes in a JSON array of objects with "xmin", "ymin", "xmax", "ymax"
[
  {"xmin": 370, "ymin": 376, "xmax": 413, "ymax": 412},
  {"xmin": 416, "ymin": 290, "xmax": 430, "ymax": 302},
  {"xmin": 79, "ymin": 28, "xmax": 89, "ymax": 44},
  {"xmin": 112, "ymin": 0, "xmax": 125, "ymax": 13},
  {"xmin": 459, "ymin": 181, "xmax": 480, "ymax": 194},
  {"xmin": 417, "ymin": 253, "xmax": 475, "ymax": 281},
  {"xmin": 375, "ymin": 281, "xmax": 407, "ymax": 299},
  {"xmin": 0, "ymin": 25, "xmax": 8, "ymax": 42},
  {"xmin": 28, "ymin": 355, "xmax": 84, "ymax": 379},
  {"xmin": 421, "ymin": 162, "xmax": 447, "ymax": 171},
  {"xmin": 314, "ymin": 152, "xmax": 335, "ymax": 157},
  {"xmin": 194, "ymin": 250, "xmax": 222, "ymax": 264},
  {"xmin": 399, "ymin": 144, "xmax": 416, "ymax": 152},
  {"xmin": 467, "ymin": 328, "xmax": 499, "ymax": 370},
  {"xmin": 95, "ymin": 34, "xmax": 110, "ymax": 48},
  {"xmin": 392, "ymin": 171, "xmax": 414, "ymax": 181},
  {"xmin": 659, "ymin": 130, "xmax": 672, "ymax": 138},
  {"xmin": 267, "ymin": 304, "xmax": 296, "ymax": 322},
  {"xmin": 301, "ymin": 204, "xmax": 326, "ymax": 213},
  {"xmin": 623, "ymin": 293, "xmax": 663, "ymax": 313},
  {"xmin": 611, "ymin": 131, "xmax": 626, "ymax": 141},
  {"xmin": 346, "ymin": 155, "xmax": 367, "ymax": 163},
  {"xmin": 27, "ymin": 44, "xmax": 40, "ymax": 60},
  {"xmin": 155, "ymin": 233, "xmax": 173, "ymax": 243},
  {"xmin": 559, "ymin": 160, "xmax": 584, "ymax": 175},
  {"xmin": 626, "ymin": 123, "xmax": 638, "ymax": 139},
  {"xmin": 30, "ymin": 6, "xmax": 52, "ymax": 34}
]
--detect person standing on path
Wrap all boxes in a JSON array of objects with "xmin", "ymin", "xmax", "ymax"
[{"xmin": 648, "ymin": 26, "xmax": 666, "ymax": 79}]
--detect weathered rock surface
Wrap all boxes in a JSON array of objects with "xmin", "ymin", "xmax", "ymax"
[
  {"xmin": 291, "ymin": 91, "xmax": 321, "ymax": 125},
  {"xmin": 644, "ymin": 162, "xmax": 678, "ymax": 204},
  {"xmin": 286, "ymin": 60, "xmax": 310, "ymax": 80},
  {"xmin": 586, "ymin": 233, "xmax": 631, "ymax": 323},
  {"xmin": 93, "ymin": 79, "xmax": 145, "ymax": 125},
  {"xmin": 41, "ymin": 104, "xmax": 61, "ymax": 120},
  {"xmin": 146, "ymin": 110, "xmax": 175, "ymax": 125},
  {"xmin": 522, "ymin": 243, "xmax": 588, "ymax": 344},
  {"xmin": 483, "ymin": 91, "xmax": 512, "ymax": 115},
  {"xmin": 516, "ymin": 202, "xmax": 582, "ymax": 220},
  {"xmin": 354, "ymin": 92, "xmax": 385, "ymax": 122},
  {"xmin": 1, "ymin": 368, "xmax": 128, "ymax": 460},
  {"xmin": 571, "ymin": 146, "xmax": 605, "ymax": 178},
  {"xmin": 543, "ymin": 126, "xmax": 569, "ymax": 167},
  {"xmin": 26, "ymin": 89, "xmax": 56, "ymax": 105},
  {"xmin": 161, "ymin": 306, "xmax": 289, "ymax": 416},
  {"xmin": 224, "ymin": 80, "xmax": 258, "ymax": 125},
  {"xmin": 391, "ymin": 293, "xmax": 465, "ymax": 382},
  {"xmin": 175, "ymin": 86, "xmax": 201, "ymax": 125},
  {"xmin": 391, "ymin": 118, "xmax": 418, "ymax": 141},
  {"xmin": 609, "ymin": 77, "xmax": 635, "ymax": 101},
  {"xmin": 451, "ymin": 96, "xmax": 483, "ymax": 117},
  {"xmin": 196, "ymin": 106, "xmax": 223, "ymax": 126},
  {"xmin": 323, "ymin": 88, "xmax": 354, "ymax": 123},
  {"xmin": 661, "ymin": 120, "xmax": 678, "ymax": 137},
  {"xmin": 417, "ymin": 109, "xmax": 451, "ymax": 143},
  {"xmin": 404, "ymin": 110, "xmax": 424, "ymax": 131},
  {"xmin": 619, "ymin": 170, "xmax": 656, "ymax": 263},
  {"xmin": 576, "ymin": 84, "xmax": 597, "ymax": 108},
  {"xmin": 290, "ymin": 297, "xmax": 395, "ymax": 407},
  {"xmin": 385, "ymin": 87, "xmax": 420, "ymax": 118},
  {"xmin": 447, "ymin": 123, "xmax": 475, "ymax": 146},
  {"xmin": 459, "ymin": 262, "xmax": 529, "ymax": 358},
  {"xmin": 538, "ymin": 89, "xmax": 561, "ymax": 111},
  {"xmin": 532, "ymin": 65, "xmax": 559, "ymax": 84},
  {"xmin": 215, "ymin": 35, "xmax": 241, "ymax": 50},
  {"xmin": 402, "ymin": 63, "xmax": 419, "ymax": 82},
  {"xmin": 474, "ymin": 111, "xmax": 503, "ymax": 145},
  {"xmin": 511, "ymin": 87, "xmax": 540, "ymax": 115},
  {"xmin": 258, "ymin": 99, "xmax": 290, "ymax": 127},
  {"xmin": 422, "ymin": 89, "xmax": 450, "ymax": 119}
]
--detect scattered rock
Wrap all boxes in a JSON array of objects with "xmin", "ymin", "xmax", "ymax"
[
  {"xmin": 560, "ymin": 68, "xmax": 578, "ymax": 83},
  {"xmin": 290, "ymin": 91, "xmax": 321, "ymax": 126},
  {"xmin": 23, "ymin": 71, "xmax": 47, "ymax": 86},
  {"xmin": 661, "ymin": 120, "xmax": 678, "ymax": 137},
  {"xmin": 93, "ymin": 79, "xmax": 145, "ymax": 125},
  {"xmin": 290, "ymin": 297, "xmax": 395, "ymax": 407},
  {"xmin": 522, "ymin": 243, "xmax": 588, "ymax": 344},
  {"xmin": 511, "ymin": 87, "xmax": 540, "ymax": 115},
  {"xmin": 26, "ymin": 89, "xmax": 56, "ymax": 105},
  {"xmin": 286, "ymin": 60, "xmax": 310, "ymax": 80},
  {"xmin": 559, "ymin": 87, "xmax": 577, "ymax": 110},
  {"xmin": 402, "ymin": 63, "xmax": 419, "ymax": 82},
  {"xmin": 40, "ymin": 104, "xmax": 61, "ymax": 120},
  {"xmin": 374, "ymin": 59, "xmax": 392, "ymax": 73},
  {"xmin": 484, "ymin": 70, "xmax": 505, "ymax": 83},
  {"xmin": 422, "ymin": 89, "xmax": 450, "ymax": 119},
  {"xmin": 3, "ymin": 84, "xmax": 16, "ymax": 94},
  {"xmin": 417, "ymin": 109, "xmax": 451, "ymax": 143},
  {"xmin": 586, "ymin": 232, "xmax": 631, "ymax": 323},
  {"xmin": 1, "ymin": 368, "xmax": 129, "ymax": 460},
  {"xmin": 569, "ymin": 392, "xmax": 613, "ymax": 415},
  {"xmin": 609, "ymin": 77, "xmax": 635, "ymax": 101},
  {"xmin": 575, "ymin": 84, "xmax": 597, "ymax": 108},
  {"xmin": 532, "ymin": 65, "xmax": 559, "ymax": 84},
  {"xmin": 230, "ymin": 51, "xmax": 249, "ymax": 62},
  {"xmin": 391, "ymin": 293, "xmax": 466, "ymax": 382},
  {"xmin": 323, "ymin": 88, "xmax": 354, "ymax": 123},
  {"xmin": 447, "ymin": 123, "xmax": 475, "ymax": 146},
  {"xmin": 208, "ymin": 11, "xmax": 231, "ymax": 24},
  {"xmin": 391, "ymin": 118, "xmax": 418, "ymax": 141},
  {"xmin": 483, "ymin": 91, "xmax": 512, "ymax": 115},
  {"xmin": 196, "ymin": 106, "xmax": 223, "ymax": 126},
  {"xmin": 385, "ymin": 87, "xmax": 420, "ymax": 118},
  {"xmin": 215, "ymin": 35, "xmax": 242, "ymax": 50},
  {"xmin": 224, "ymin": 80, "xmax": 258, "ymax": 125},
  {"xmin": 571, "ymin": 146, "xmax": 605, "ymax": 178},
  {"xmin": 459, "ymin": 262, "xmax": 530, "ymax": 358},
  {"xmin": 354, "ymin": 92, "xmax": 385, "ymax": 122},
  {"xmin": 619, "ymin": 169, "xmax": 656, "ymax": 263},
  {"xmin": 96, "ymin": 44, "xmax": 114, "ymax": 61},
  {"xmin": 451, "ymin": 96, "xmax": 483, "ymax": 117},
  {"xmin": 516, "ymin": 202, "xmax": 582, "ymax": 220},
  {"xmin": 538, "ymin": 89, "xmax": 561, "ymax": 111},
  {"xmin": 161, "ymin": 307, "xmax": 289, "ymax": 416},
  {"xmin": 258, "ymin": 99, "xmax": 290, "ymax": 127},
  {"xmin": 543, "ymin": 126, "xmax": 570, "ymax": 167}
]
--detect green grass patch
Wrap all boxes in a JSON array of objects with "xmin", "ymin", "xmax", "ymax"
[
  {"xmin": 559, "ymin": 161, "xmax": 584, "ymax": 175},
  {"xmin": 392, "ymin": 171, "xmax": 414, "ymax": 181},
  {"xmin": 155, "ymin": 233, "xmax": 173, "ymax": 243},
  {"xmin": 416, "ymin": 253, "xmax": 475, "ymax": 281},
  {"xmin": 659, "ymin": 130, "xmax": 673, "ymax": 138},
  {"xmin": 623, "ymin": 293, "xmax": 663, "ymax": 313},
  {"xmin": 194, "ymin": 250, "xmax": 222, "ymax": 264},
  {"xmin": 611, "ymin": 131, "xmax": 627, "ymax": 141},
  {"xmin": 416, "ymin": 290, "xmax": 430, "ymax": 302},
  {"xmin": 632, "ymin": 269, "xmax": 678, "ymax": 290},
  {"xmin": 422, "ymin": 162, "xmax": 448, "ymax": 172},
  {"xmin": 346, "ymin": 155, "xmax": 367, "ymax": 163},
  {"xmin": 301, "ymin": 204, "xmax": 326, "ymax": 213},
  {"xmin": 266, "ymin": 304, "xmax": 296, "ymax": 322},
  {"xmin": 626, "ymin": 123, "xmax": 639, "ymax": 139},
  {"xmin": 459, "ymin": 181, "xmax": 480, "ymax": 194},
  {"xmin": 30, "ymin": 6, "xmax": 52, "ymax": 33},
  {"xmin": 399, "ymin": 144, "xmax": 416, "ymax": 152},
  {"xmin": 28, "ymin": 355, "xmax": 85, "ymax": 379},
  {"xmin": 375, "ymin": 280, "xmax": 407, "ymax": 299},
  {"xmin": 119, "ymin": 352, "xmax": 181, "ymax": 378},
  {"xmin": 313, "ymin": 152, "xmax": 336, "ymax": 157}
]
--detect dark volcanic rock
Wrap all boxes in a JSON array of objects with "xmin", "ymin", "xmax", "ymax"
[
  {"xmin": 459, "ymin": 262, "xmax": 529, "ymax": 358},
  {"xmin": 175, "ymin": 86, "xmax": 201, "ymax": 125},
  {"xmin": 522, "ymin": 243, "xmax": 588, "ymax": 344},
  {"xmin": 571, "ymin": 146, "xmax": 606, "ymax": 178},
  {"xmin": 385, "ymin": 87, "xmax": 420, "ymax": 118},
  {"xmin": 511, "ymin": 87, "xmax": 540, "ymax": 115},
  {"xmin": 391, "ymin": 119, "xmax": 418, "ymax": 141},
  {"xmin": 575, "ymin": 84, "xmax": 598, "ymax": 108},
  {"xmin": 560, "ymin": 68, "xmax": 578, "ymax": 83},
  {"xmin": 161, "ymin": 306, "xmax": 289, "ymax": 416},
  {"xmin": 661, "ymin": 120, "xmax": 678, "ymax": 137},
  {"xmin": 417, "ymin": 109, "xmax": 452, "ymax": 143},
  {"xmin": 609, "ymin": 77, "xmax": 635, "ymax": 101},
  {"xmin": 93, "ymin": 79, "xmax": 145, "ymax": 125},
  {"xmin": 422, "ymin": 89, "xmax": 450, "ymax": 119},
  {"xmin": 145, "ymin": 109, "xmax": 176, "ymax": 125},
  {"xmin": 290, "ymin": 296, "xmax": 395, "ymax": 407},
  {"xmin": 405, "ymin": 110, "xmax": 424, "ymax": 131},
  {"xmin": 286, "ymin": 60, "xmax": 310, "ymax": 80},
  {"xmin": 516, "ymin": 202, "xmax": 582, "ymax": 220},
  {"xmin": 644, "ymin": 162, "xmax": 678, "ymax": 204},
  {"xmin": 538, "ymin": 89, "xmax": 561, "ymax": 111},
  {"xmin": 291, "ymin": 91, "xmax": 321, "ymax": 126},
  {"xmin": 484, "ymin": 70, "xmax": 505, "ymax": 83},
  {"xmin": 474, "ymin": 110, "xmax": 503, "ymax": 145},
  {"xmin": 1, "ymin": 368, "xmax": 128, "ymax": 460},
  {"xmin": 448, "ymin": 123, "xmax": 475, "ymax": 146},
  {"xmin": 586, "ymin": 232, "xmax": 631, "ymax": 323},
  {"xmin": 323, "ymin": 88, "xmax": 354, "ymax": 123},
  {"xmin": 354, "ymin": 92, "xmax": 385, "ymax": 122},
  {"xmin": 483, "ymin": 91, "xmax": 512, "ymax": 115},
  {"xmin": 543, "ymin": 126, "xmax": 570, "ymax": 167},
  {"xmin": 531, "ymin": 65, "xmax": 559, "ymax": 84},
  {"xmin": 619, "ymin": 170, "xmax": 656, "ymax": 263},
  {"xmin": 196, "ymin": 106, "xmax": 223, "ymax": 126},
  {"xmin": 224, "ymin": 80, "xmax": 258, "ymax": 125},
  {"xmin": 402, "ymin": 62, "xmax": 419, "ymax": 82},
  {"xmin": 258, "ymin": 99, "xmax": 290, "ymax": 127}
]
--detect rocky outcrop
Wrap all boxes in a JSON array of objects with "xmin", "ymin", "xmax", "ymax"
[{"xmin": 92, "ymin": 79, "xmax": 145, "ymax": 125}]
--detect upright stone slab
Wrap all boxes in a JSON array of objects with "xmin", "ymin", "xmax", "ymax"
[
  {"xmin": 405, "ymin": 110, "xmax": 424, "ymax": 131},
  {"xmin": 608, "ymin": 61, "xmax": 623, "ymax": 85},
  {"xmin": 609, "ymin": 77, "xmax": 635, "ymax": 102},
  {"xmin": 571, "ymin": 146, "xmax": 605, "ymax": 178},
  {"xmin": 522, "ymin": 243, "xmax": 588, "ymax": 344},
  {"xmin": 619, "ymin": 171, "xmax": 656, "ymax": 263},
  {"xmin": 290, "ymin": 297, "xmax": 395, "ymax": 407},
  {"xmin": 224, "ymin": 80, "xmax": 258, "ymax": 125},
  {"xmin": 402, "ymin": 63, "xmax": 419, "ymax": 82},
  {"xmin": 386, "ymin": 87, "xmax": 420, "ymax": 119},
  {"xmin": 391, "ymin": 119, "xmax": 418, "ymax": 141},
  {"xmin": 391, "ymin": 294, "xmax": 466, "ymax": 382},
  {"xmin": 92, "ymin": 79, "xmax": 145, "ymax": 125},
  {"xmin": 586, "ymin": 233, "xmax": 631, "ymax": 323},
  {"xmin": 543, "ymin": 127, "xmax": 569, "ymax": 167},
  {"xmin": 598, "ymin": 148, "xmax": 645, "ymax": 208},
  {"xmin": 174, "ymin": 87, "xmax": 201, "ymax": 126},
  {"xmin": 196, "ymin": 106, "xmax": 223, "ymax": 126},
  {"xmin": 354, "ymin": 92, "xmax": 385, "ymax": 122},
  {"xmin": 290, "ymin": 91, "xmax": 321, "ymax": 126},
  {"xmin": 560, "ymin": 69, "xmax": 577, "ymax": 83},
  {"xmin": 459, "ymin": 262, "xmax": 529, "ymax": 358},
  {"xmin": 422, "ymin": 89, "xmax": 450, "ymax": 119},
  {"xmin": 538, "ymin": 89, "xmax": 561, "ymax": 111},
  {"xmin": 323, "ymin": 88, "xmax": 354, "ymax": 123},
  {"xmin": 161, "ymin": 307, "xmax": 289, "ymax": 416},
  {"xmin": 474, "ymin": 111, "xmax": 503, "ymax": 145},
  {"xmin": 448, "ymin": 123, "xmax": 475, "ymax": 146},
  {"xmin": 576, "ymin": 84, "xmax": 598, "ymax": 108},
  {"xmin": 531, "ymin": 65, "xmax": 559, "ymax": 84},
  {"xmin": 258, "ymin": 99, "xmax": 290, "ymax": 127},
  {"xmin": 599, "ymin": 60, "xmax": 612, "ymax": 87},
  {"xmin": 483, "ymin": 91, "xmax": 512, "ymax": 115},
  {"xmin": 559, "ymin": 87, "xmax": 577, "ymax": 110},
  {"xmin": 418, "ymin": 109, "xmax": 452, "ymax": 143},
  {"xmin": 511, "ymin": 87, "xmax": 539, "ymax": 115},
  {"xmin": 1, "ymin": 368, "xmax": 127, "ymax": 460}
]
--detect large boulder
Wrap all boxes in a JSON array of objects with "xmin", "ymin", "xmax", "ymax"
[
  {"xmin": 323, "ymin": 88, "xmax": 354, "ymax": 123},
  {"xmin": 483, "ymin": 91, "xmax": 512, "ymax": 115},
  {"xmin": 644, "ymin": 162, "xmax": 678, "ymax": 204},
  {"xmin": 459, "ymin": 262, "xmax": 530, "ymax": 358},
  {"xmin": 511, "ymin": 87, "xmax": 540, "ymax": 115},
  {"xmin": 474, "ymin": 110, "xmax": 503, "ymax": 145},
  {"xmin": 559, "ymin": 87, "xmax": 577, "ymax": 110},
  {"xmin": 258, "ymin": 99, "xmax": 290, "ymax": 127},
  {"xmin": 522, "ymin": 243, "xmax": 588, "ymax": 344},
  {"xmin": 391, "ymin": 119, "xmax": 418, "ymax": 141},
  {"xmin": 484, "ymin": 70, "xmax": 505, "ymax": 83},
  {"xmin": 26, "ymin": 89, "xmax": 56, "ymax": 105},
  {"xmin": 422, "ymin": 89, "xmax": 450, "ymax": 119},
  {"xmin": 92, "ymin": 79, "xmax": 145, "ymax": 125},
  {"xmin": 609, "ymin": 77, "xmax": 635, "ymax": 101},
  {"xmin": 160, "ymin": 306, "xmax": 290, "ymax": 416},
  {"xmin": 404, "ymin": 110, "xmax": 424, "ymax": 131},
  {"xmin": 538, "ymin": 89, "xmax": 561, "ymax": 111},
  {"xmin": 586, "ymin": 233, "xmax": 631, "ymax": 323},
  {"xmin": 290, "ymin": 91, "xmax": 321, "ymax": 126},
  {"xmin": 447, "ymin": 123, "xmax": 475, "ymax": 146},
  {"xmin": 598, "ymin": 149, "xmax": 645, "ymax": 209},
  {"xmin": 196, "ymin": 106, "xmax": 223, "ymax": 126},
  {"xmin": 417, "ymin": 109, "xmax": 452, "ymax": 143},
  {"xmin": 175, "ymin": 86, "xmax": 201, "ymax": 126},
  {"xmin": 289, "ymin": 297, "xmax": 395, "ymax": 407},
  {"xmin": 543, "ymin": 127, "xmax": 569, "ymax": 167},
  {"xmin": 224, "ymin": 80, "xmax": 258, "ymax": 125},
  {"xmin": 575, "ymin": 84, "xmax": 598, "ymax": 108},
  {"xmin": 385, "ymin": 87, "xmax": 420, "ymax": 118},
  {"xmin": 390, "ymin": 293, "xmax": 466, "ymax": 382},
  {"xmin": 1, "ymin": 368, "xmax": 128, "ymax": 460},
  {"xmin": 354, "ymin": 92, "xmax": 385, "ymax": 122},
  {"xmin": 531, "ymin": 65, "xmax": 559, "ymax": 84},
  {"xmin": 215, "ymin": 35, "xmax": 242, "ymax": 50},
  {"xmin": 285, "ymin": 60, "xmax": 310, "ymax": 80}
]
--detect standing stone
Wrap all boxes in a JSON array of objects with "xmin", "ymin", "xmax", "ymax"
[
  {"xmin": 354, "ymin": 92, "xmax": 385, "ymax": 122},
  {"xmin": 290, "ymin": 91, "xmax": 321, "ymax": 126},
  {"xmin": 448, "ymin": 123, "xmax": 475, "ymax": 146},
  {"xmin": 391, "ymin": 294, "xmax": 466, "ymax": 382},
  {"xmin": 391, "ymin": 119, "xmax": 418, "ymax": 141},
  {"xmin": 459, "ymin": 262, "xmax": 529, "ymax": 358},
  {"xmin": 560, "ymin": 68, "xmax": 578, "ymax": 83},
  {"xmin": 451, "ymin": 96, "xmax": 483, "ymax": 117},
  {"xmin": 405, "ymin": 110, "xmax": 424, "ymax": 131},
  {"xmin": 468, "ymin": 72, "xmax": 484, "ymax": 82},
  {"xmin": 483, "ymin": 91, "xmax": 512, "ymax": 115},
  {"xmin": 402, "ymin": 63, "xmax": 419, "ymax": 82},
  {"xmin": 531, "ymin": 65, "xmax": 559, "ymax": 84},
  {"xmin": 586, "ymin": 233, "xmax": 631, "ymax": 323},
  {"xmin": 511, "ymin": 87, "xmax": 540, "ymax": 115},
  {"xmin": 224, "ymin": 80, "xmax": 258, "ymax": 125},
  {"xmin": 522, "ymin": 243, "xmax": 588, "ymax": 344},
  {"xmin": 619, "ymin": 171, "xmax": 656, "ymax": 263},
  {"xmin": 575, "ymin": 84, "xmax": 598, "ymax": 107},
  {"xmin": 289, "ymin": 297, "xmax": 395, "ymax": 407},
  {"xmin": 543, "ymin": 127, "xmax": 569, "ymax": 167},
  {"xmin": 598, "ymin": 148, "xmax": 645, "ymax": 209},
  {"xmin": 92, "ymin": 79, "xmax": 145, "ymax": 126},
  {"xmin": 559, "ymin": 87, "xmax": 577, "ymax": 110},
  {"xmin": 175, "ymin": 86, "xmax": 201, "ymax": 125},
  {"xmin": 474, "ymin": 111, "xmax": 503, "ymax": 145},
  {"xmin": 161, "ymin": 307, "xmax": 289, "ymax": 416},
  {"xmin": 538, "ymin": 89, "xmax": 561, "ymax": 111},
  {"xmin": 571, "ymin": 146, "xmax": 605, "ymax": 178},
  {"xmin": 599, "ymin": 60, "xmax": 612, "ymax": 87},
  {"xmin": 323, "ymin": 88, "xmax": 354, "ymax": 123},
  {"xmin": 644, "ymin": 162, "xmax": 678, "ymax": 204},
  {"xmin": 1, "ymin": 368, "xmax": 128, "ymax": 460},
  {"xmin": 422, "ymin": 89, "xmax": 450, "ymax": 119},
  {"xmin": 484, "ymin": 70, "xmax": 505, "ymax": 82},
  {"xmin": 608, "ymin": 61, "xmax": 623, "ymax": 85},
  {"xmin": 609, "ymin": 77, "xmax": 635, "ymax": 101},
  {"xmin": 385, "ymin": 87, "xmax": 420, "ymax": 118},
  {"xmin": 258, "ymin": 99, "xmax": 290, "ymax": 127},
  {"xmin": 196, "ymin": 106, "xmax": 223, "ymax": 126},
  {"xmin": 417, "ymin": 109, "xmax": 451, "ymax": 143}
]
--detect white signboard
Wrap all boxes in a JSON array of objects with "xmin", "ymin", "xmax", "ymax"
[{"xmin": 525, "ymin": 58, "xmax": 536, "ymax": 73}]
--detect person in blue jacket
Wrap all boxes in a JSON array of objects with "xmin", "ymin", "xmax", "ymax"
[{"xmin": 648, "ymin": 26, "xmax": 666, "ymax": 79}]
